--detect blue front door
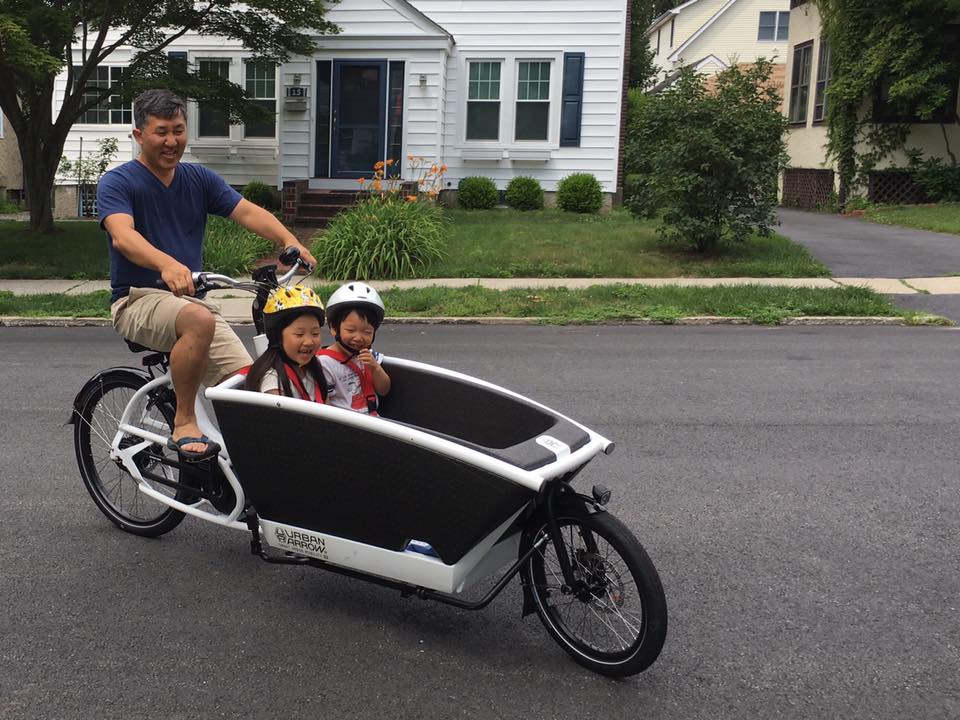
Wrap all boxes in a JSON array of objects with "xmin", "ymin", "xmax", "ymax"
[{"xmin": 330, "ymin": 60, "xmax": 387, "ymax": 178}]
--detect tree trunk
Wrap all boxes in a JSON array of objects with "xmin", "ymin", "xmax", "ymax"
[
  {"xmin": 13, "ymin": 79, "xmax": 69, "ymax": 234},
  {"xmin": 22, "ymin": 158, "xmax": 59, "ymax": 233}
]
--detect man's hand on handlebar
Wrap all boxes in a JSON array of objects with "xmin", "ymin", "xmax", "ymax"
[
  {"xmin": 280, "ymin": 241, "xmax": 317, "ymax": 270},
  {"xmin": 160, "ymin": 261, "xmax": 196, "ymax": 297}
]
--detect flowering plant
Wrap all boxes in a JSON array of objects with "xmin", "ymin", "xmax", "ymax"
[{"xmin": 357, "ymin": 156, "xmax": 447, "ymax": 202}]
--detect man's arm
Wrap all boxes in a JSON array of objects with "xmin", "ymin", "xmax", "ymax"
[
  {"xmin": 228, "ymin": 198, "xmax": 318, "ymax": 267},
  {"xmin": 104, "ymin": 213, "xmax": 195, "ymax": 296}
]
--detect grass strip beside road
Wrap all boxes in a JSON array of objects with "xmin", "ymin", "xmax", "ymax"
[
  {"xmin": 861, "ymin": 203, "xmax": 960, "ymax": 235},
  {"xmin": 2, "ymin": 285, "xmax": 941, "ymax": 325}
]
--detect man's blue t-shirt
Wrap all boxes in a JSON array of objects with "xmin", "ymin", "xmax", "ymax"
[{"xmin": 98, "ymin": 160, "xmax": 242, "ymax": 302}]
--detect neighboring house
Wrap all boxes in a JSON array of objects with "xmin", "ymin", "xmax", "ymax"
[
  {"xmin": 782, "ymin": 0, "xmax": 960, "ymax": 208},
  {"xmin": 0, "ymin": 112, "xmax": 24, "ymax": 205},
  {"xmin": 52, "ymin": 0, "xmax": 632, "ymax": 220},
  {"xmin": 646, "ymin": 0, "xmax": 790, "ymax": 93}
]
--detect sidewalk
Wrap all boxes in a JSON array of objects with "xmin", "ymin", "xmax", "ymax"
[{"xmin": 4, "ymin": 276, "xmax": 960, "ymax": 323}]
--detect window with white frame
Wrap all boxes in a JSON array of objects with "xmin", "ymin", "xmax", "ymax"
[
  {"xmin": 758, "ymin": 11, "xmax": 789, "ymax": 41},
  {"xmin": 74, "ymin": 66, "xmax": 132, "ymax": 125},
  {"xmin": 515, "ymin": 61, "xmax": 551, "ymax": 141},
  {"xmin": 466, "ymin": 61, "xmax": 501, "ymax": 141},
  {"xmin": 245, "ymin": 61, "xmax": 276, "ymax": 138},
  {"xmin": 813, "ymin": 40, "xmax": 831, "ymax": 122},
  {"xmin": 198, "ymin": 59, "xmax": 230, "ymax": 137}
]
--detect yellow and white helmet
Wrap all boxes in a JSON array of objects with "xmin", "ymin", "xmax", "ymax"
[{"xmin": 263, "ymin": 284, "xmax": 326, "ymax": 334}]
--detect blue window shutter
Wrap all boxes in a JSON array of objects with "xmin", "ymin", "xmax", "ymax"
[
  {"xmin": 559, "ymin": 52, "xmax": 585, "ymax": 147},
  {"xmin": 168, "ymin": 51, "xmax": 188, "ymax": 76}
]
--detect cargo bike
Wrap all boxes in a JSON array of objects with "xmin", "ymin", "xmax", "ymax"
[{"xmin": 69, "ymin": 250, "xmax": 667, "ymax": 677}]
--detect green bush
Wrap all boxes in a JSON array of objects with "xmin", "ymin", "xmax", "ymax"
[
  {"xmin": 914, "ymin": 158, "xmax": 960, "ymax": 202},
  {"xmin": 0, "ymin": 197, "xmax": 21, "ymax": 214},
  {"xmin": 624, "ymin": 60, "xmax": 788, "ymax": 252},
  {"xmin": 203, "ymin": 215, "xmax": 274, "ymax": 276},
  {"xmin": 556, "ymin": 173, "xmax": 603, "ymax": 214},
  {"xmin": 242, "ymin": 181, "xmax": 280, "ymax": 210},
  {"xmin": 505, "ymin": 176, "xmax": 544, "ymax": 210},
  {"xmin": 311, "ymin": 197, "xmax": 447, "ymax": 280},
  {"xmin": 457, "ymin": 176, "xmax": 499, "ymax": 209}
]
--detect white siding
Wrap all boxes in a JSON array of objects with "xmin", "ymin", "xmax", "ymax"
[
  {"xmin": 54, "ymin": 32, "xmax": 281, "ymax": 187},
  {"xmin": 411, "ymin": 0, "xmax": 628, "ymax": 193}
]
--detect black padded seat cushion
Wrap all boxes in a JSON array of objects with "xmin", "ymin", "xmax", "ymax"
[{"xmin": 377, "ymin": 362, "xmax": 590, "ymax": 470}]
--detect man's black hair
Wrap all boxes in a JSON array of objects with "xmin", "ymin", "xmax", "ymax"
[{"xmin": 133, "ymin": 89, "xmax": 187, "ymax": 130}]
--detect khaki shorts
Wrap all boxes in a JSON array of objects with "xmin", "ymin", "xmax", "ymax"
[{"xmin": 111, "ymin": 287, "xmax": 252, "ymax": 387}]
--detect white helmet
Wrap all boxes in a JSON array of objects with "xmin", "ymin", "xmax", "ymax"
[{"xmin": 325, "ymin": 281, "xmax": 385, "ymax": 329}]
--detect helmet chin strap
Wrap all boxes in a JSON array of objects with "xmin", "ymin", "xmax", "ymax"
[{"xmin": 333, "ymin": 328, "xmax": 377, "ymax": 364}]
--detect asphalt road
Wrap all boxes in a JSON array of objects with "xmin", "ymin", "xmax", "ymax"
[{"xmin": 2, "ymin": 325, "xmax": 959, "ymax": 719}]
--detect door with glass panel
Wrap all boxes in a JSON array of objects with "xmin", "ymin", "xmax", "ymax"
[{"xmin": 330, "ymin": 60, "xmax": 386, "ymax": 178}]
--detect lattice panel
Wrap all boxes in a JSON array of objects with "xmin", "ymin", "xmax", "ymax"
[
  {"xmin": 867, "ymin": 171, "xmax": 929, "ymax": 205},
  {"xmin": 781, "ymin": 168, "xmax": 835, "ymax": 209}
]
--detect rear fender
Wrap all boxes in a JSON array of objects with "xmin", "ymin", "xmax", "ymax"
[{"xmin": 66, "ymin": 367, "xmax": 153, "ymax": 425}]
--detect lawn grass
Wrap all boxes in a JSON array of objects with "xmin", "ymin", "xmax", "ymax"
[
  {"xmin": 4, "ymin": 284, "xmax": 939, "ymax": 325},
  {"xmin": 0, "ymin": 221, "xmax": 108, "ymax": 279},
  {"xmin": 421, "ymin": 208, "xmax": 830, "ymax": 278},
  {"xmin": 0, "ymin": 290, "xmax": 112, "ymax": 317},
  {"xmin": 861, "ymin": 203, "xmax": 960, "ymax": 235}
]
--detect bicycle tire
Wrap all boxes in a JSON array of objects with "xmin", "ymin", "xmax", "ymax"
[
  {"xmin": 73, "ymin": 369, "xmax": 187, "ymax": 537},
  {"xmin": 522, "ymin": 508, "xmax": 667, "ymax": 677}
]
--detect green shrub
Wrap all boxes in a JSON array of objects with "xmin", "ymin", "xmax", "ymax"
[
  {"xmin": 556, "ymin": 173, "xmax": 603, "ymax": 214},
  {"xmin": 505, "ymin": 176, "xmax": 544, "ymax": 210},
  {"xmin": 311, "ymin": 197, "xmax": 447, "ymax": 280},
  {"xmin": 203, "ymin": 215, "xmax": 274, "ymax": 276},
  {"xmin": 0, "ymin": 197, "xmax": 21, "ymax": 214},
  {"xmin": 457, "ymin": 176, "xmax": 499, "ymax": 209},
  {"xmin": 624, "ymin": 61, "xmax": 788, "ymax": 252},
  {"xmin": 242, "ymin": 181, "xmax": 280, "ymax": 210},
  {"xmin": 914, "ymin": 158, "xmax": 960, "ymax": 202}
]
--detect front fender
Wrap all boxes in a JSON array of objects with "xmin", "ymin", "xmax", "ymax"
[{"xmin": 66, "ymin": 367, "xmax": 153, "ymax": 425}]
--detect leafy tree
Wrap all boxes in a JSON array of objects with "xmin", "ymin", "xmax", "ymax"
[
  {"xmin": 630, "ymin": 0, "xmax": 675, "ymax": 88},
  {"xmin": 625, "ymin": 60, "xmax": 788, "ymax": 253},
  {"xmin": 0, "ymin": 0, "xmax": 338, "ymax": 233},
  {"xmin": 816, "ymin": 0, "xmax": 960, "ymax": 205}
]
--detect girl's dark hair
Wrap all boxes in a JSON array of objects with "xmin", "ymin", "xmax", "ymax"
[
  {"xmin": 244, "ymin": 308, "xmax": 327, "ymax": 400},
  {"xmin": 244, "ymin": 348, "xmax": 326, "ymax": 401}
]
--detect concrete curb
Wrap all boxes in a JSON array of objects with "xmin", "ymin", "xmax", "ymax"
[{"xmin": 1, "ymin": 315, "xmax": 952, "ymax": 327}]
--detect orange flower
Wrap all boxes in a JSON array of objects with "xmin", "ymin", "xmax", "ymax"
[
  {"xmin": 357, "ymin": 178, "xmax": 365, "ymax": 184},
  {"xmin": 374, "ymin": 160, "xmax": 385, "ymax": 170},
  {"xmin": 407, "ymin": 154, "xmax": 414, "ymax": 161},
  {"xmin": 440, "ymin": 163, "xmax": 448, "ymax": 172},
  {"xmin": 431, "ymin": 164, "xmax": 439, "ymax": 173},
  {"xmin": 386, "ymin": 158, "xmax": 394, "ymax": 166},
  {"xmin": 405, "ymin": 195, "xmax": 417, "ymax": 202},
  {"xmin": 372, "ymin": 179, "xmax": 382, "ymax": 191}
]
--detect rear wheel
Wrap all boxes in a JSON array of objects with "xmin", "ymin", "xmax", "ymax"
[
  {"xmin": 522, "ymin": 508, "xmax": 667, "ymax": 677},
  {"xmin": 73, "ymin": 370, "xmax": 188, "ymax": 537}
]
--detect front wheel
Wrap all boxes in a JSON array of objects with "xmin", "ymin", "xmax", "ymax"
[
  {"xmin": 73, "ymin": 369, "xmax": 187, "ymax": 537},
  {"xmin": 521, "ymin": 508, "xmax": 667, "ymax": 677}
]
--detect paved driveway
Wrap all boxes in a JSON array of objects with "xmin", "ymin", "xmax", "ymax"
[{"xmin": 777, "ymin": 208, "xmax": 960, "ymax": 277}]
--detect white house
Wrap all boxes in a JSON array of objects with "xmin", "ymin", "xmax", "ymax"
[
  {"xmin": 51, "ymin": 0, "xmax": 632, "ymax": 218},
  {"xmin": 646, "ymin": 0, "xmax": 790, "ymax": 92}
]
